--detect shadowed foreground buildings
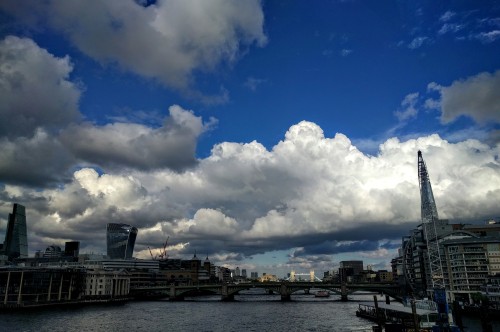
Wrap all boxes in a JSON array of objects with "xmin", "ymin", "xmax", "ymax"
[{"xmin": 0, "ymin": 206, "xmax": 227, "ymax": 308}]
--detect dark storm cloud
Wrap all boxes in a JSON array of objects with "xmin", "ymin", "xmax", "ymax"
[
  {"xmin": 0, "ymin": 36, "xmax": 82, "ymax": 139},
  {"xmin": 0, "ymin": 131, "xmax": 75, "ymax": 187},
  {"xmin": 292, "ymin": 240, "xmax": 380, "ymax": 257},
  {"xmin": 0, "ymin": 35, "xmax": 221, "ymax": 187}
]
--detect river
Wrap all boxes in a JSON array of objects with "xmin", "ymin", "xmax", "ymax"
[{"xmin": 1, "ymin": 290, "xmax": 497, "ymax": 331}]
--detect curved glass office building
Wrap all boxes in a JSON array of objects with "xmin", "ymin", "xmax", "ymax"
[{"xmin": 106, "ymin": 223, "xmax": 138, "ymax": 259}]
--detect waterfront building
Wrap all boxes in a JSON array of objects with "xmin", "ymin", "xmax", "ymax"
[
  {"xmin": 157, "ymin": 257, "xmax": 214, "ymax": 285},
  {"xmin": 259, "ymin": 274, "xmax": 278, "ymax": 282},
  {"xmin": 461, "ymin": 221, "xmax": 500, "ymax": 238},
  {"xmin": 391, "ymin": 255, "xmax": 405, "ymax": 287},
  {"xmin": 2, "ymin": 203, "xmax": 28, "ymax": 261},
  {"xmin": 358, "ymin": 270, "xmax": 376, "ymax": 282},
  {"xmin": 42, "ymin": 245, "xmax": 62, "ymax": 258},
  {"xmin": 214, "ymin": 266, "xmax": 231, "ymax": 282},
  {"xmin": 481, "ymin": 274, "xmax": 500, "ymax": 303},
  {"xmin": 82, "ymin": 258, "xmax": 163, "ymax": 289},
  {"xmin": 204, "ymin": 255, "xmax": 211, "ymax": 275},
  {"xmin": 84, "ymin": 268, "xmax": 130, "ymax": 298},
  {"xmin": 401, "ymin": 221, "xmax": 454, "ymax": 296},
  {"xmin": 442, "ymin": 236, "xmax": 500, "ymax": 301},
  {"xmin": 340, "ymin": 260, "xmax": 364, "ymax": 275},
  {"xmin": 250, "ymin": 271, "xmax": 258, "ymax": 279},
  {"xmin": 339, "ymin": 260, "xmax": 363, "ymax": 282},
  {"xmin": 0, "ymin": 267, "xmax": 86, "ymax": 306},
  {"xmin": 83, "ymin": 259, "xmax": 159, "ymax": 272},
  {"xmin": 106, "ymin": 223, "xmax": 138, "ymax": 259},
  {"xmin": 395, "ymin": 217, "xmax": 500, "ymax": 301},
  {"xmin": 392, "ymin": 151, "xmax": 500, "ymax": 309},
  {"xmin": 377, "ymin": 270, "xmax": 394, "ymax": 282}
]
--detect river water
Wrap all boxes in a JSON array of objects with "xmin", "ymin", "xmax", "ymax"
[{"xmin": 1, "ymin": 290, "xmax": 497, "ymax": 332}]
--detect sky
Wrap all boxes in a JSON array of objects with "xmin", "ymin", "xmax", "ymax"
[{"xmin": 0, "ymin": 0, "xmax": 499, "ymax": 278}]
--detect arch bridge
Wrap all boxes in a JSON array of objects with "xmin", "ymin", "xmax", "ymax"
[{"xmin": 131, "ymin": 282, "xmax": 403, "ymax": 302}]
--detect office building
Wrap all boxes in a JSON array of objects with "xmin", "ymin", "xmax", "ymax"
[
  {"xmin": 2, "ymin": 203, "xmax": 28, "ymax": 261},
  {"xmin": 106, "ymin": 223, "xmax": 138, "ymax": 259},
  {"xmin": 43, "ymin": 245, "xmax": 62, "ymax": 258},
  {"xmin": 64, "ymin": 241, "xmax": 80, "ymax": 258}
]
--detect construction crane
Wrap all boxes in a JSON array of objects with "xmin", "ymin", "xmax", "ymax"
[
  {"xmin": 148, "ymin": 246, "xmax": 157, "ymax": 260},
  {"xmin": 158, "ymin": 236, "xmax": 169, "ymax": 260},
  {"xmin": 147, "ymin": 236, "xmax": 169, "ymax": 261}
]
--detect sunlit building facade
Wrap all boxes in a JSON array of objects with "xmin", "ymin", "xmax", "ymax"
[{"xmin": 106, "ymin": 223, "xmax": 138, "ymax": 259}]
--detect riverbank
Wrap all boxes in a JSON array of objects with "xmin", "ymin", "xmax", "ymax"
[{"xmin": 0, "ymin": 297, "xmax": 130, "ymax": 311}]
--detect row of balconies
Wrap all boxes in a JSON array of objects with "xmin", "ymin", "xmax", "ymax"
[
  {"xmin": 448, "ymin": 254, "xmax": 487, "ymax": 260},
  {"xmin": 451, "ymin": 275, "xmax": 488, "ymax": 280},
  {"xmin": 449, "ymin": 260, "xmax": 487, "ymax": 266},
  {"xmin": 460, "ymin": 247, "xmax": 485, "ymax": 252}
]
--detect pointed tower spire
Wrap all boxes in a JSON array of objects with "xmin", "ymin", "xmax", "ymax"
[
  {"xmin": 418, "ymin": 151, "xmax": 445, "ymax": 290},
  {"xmin": 418, "ymin": 150, "xmax": 439, "ymax": 224}
]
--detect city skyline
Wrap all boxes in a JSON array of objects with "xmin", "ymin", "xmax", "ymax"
[{"xmin": 0, "ymin": 1, "xmax": 499, "ymax": 277}]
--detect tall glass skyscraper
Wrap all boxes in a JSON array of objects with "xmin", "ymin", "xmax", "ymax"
[
  {"xmin": 3, "ymin": 203, "xmax": 28, "ymax": 261},
  {"xmin": 106, "ymin": 223, "xmax": 138, "ymax": 259}
]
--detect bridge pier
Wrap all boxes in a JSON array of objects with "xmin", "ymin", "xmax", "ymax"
[
  {"xmin": 280, "ymin": 283, "xmax": 291, "ymax": 301},
  {"xmin": 221, "ymin": 284, "xmax": 235, "ymax": 301},
  {"xmin": 221, "ymin": 293, "xmax": 235, "ymax": 301},
  {"xmin": 341, "ymin": 283, "xmax": 348, "ymax": 301},
  {"xmin": 169, "ymin": 286, "xmax": 185, "ymax": 301},
  {"xmin": 281, "ymin": 294, "xmax": 291, "ymax": 301}
]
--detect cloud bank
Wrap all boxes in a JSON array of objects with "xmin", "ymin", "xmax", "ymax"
[
  {"xmin": 0, "ymin": 36, "xmax": 216, "ymax": 186},
  {"xmin": 2, "ymin": 121, "xmax": 499, "ymax": 270}
]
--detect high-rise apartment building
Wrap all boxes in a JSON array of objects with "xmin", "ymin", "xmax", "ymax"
[
  {"xmin": 2, "ymin": 203, "xmax": 28, "ymax": 261},
  {"xmin": 442, "ymin": 237, "xmax": 500, "ymax": 298},
  {"xmin": 106, "ymin": 223, "xmax": 138, "ymax": 259}
]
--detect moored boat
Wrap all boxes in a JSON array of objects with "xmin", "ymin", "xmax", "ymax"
[{"xmin": 356, "ymin": 301, "xmax": 460, "ymax": 331}]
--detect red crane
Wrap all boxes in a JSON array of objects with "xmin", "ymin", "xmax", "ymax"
[{"xmin": 158, "ymin": 236, "xmax": 169, "ymax": 260}]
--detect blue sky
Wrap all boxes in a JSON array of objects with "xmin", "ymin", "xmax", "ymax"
[{"xmin": 0, "ymin": 1, "xmax": 499, "ymax": 277}]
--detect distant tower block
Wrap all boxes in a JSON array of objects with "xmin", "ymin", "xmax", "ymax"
[
  {"xmin": 290, "ymin": 270, "xmax": 296, "ymax": 282},
  {"xmin": 3, "ymin": 203, "xmax": 28, "ymax": 261},
  {"xmin": 418, "ymin": 151, "xmax": 445, "ymax": 290},
  {"xmin": 106, "ymin": 223, "xmax": 138, "ymax": 259},
  {"xmin": 310, "ymin": 270, "xmax": 315, "ymax": 282}
]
